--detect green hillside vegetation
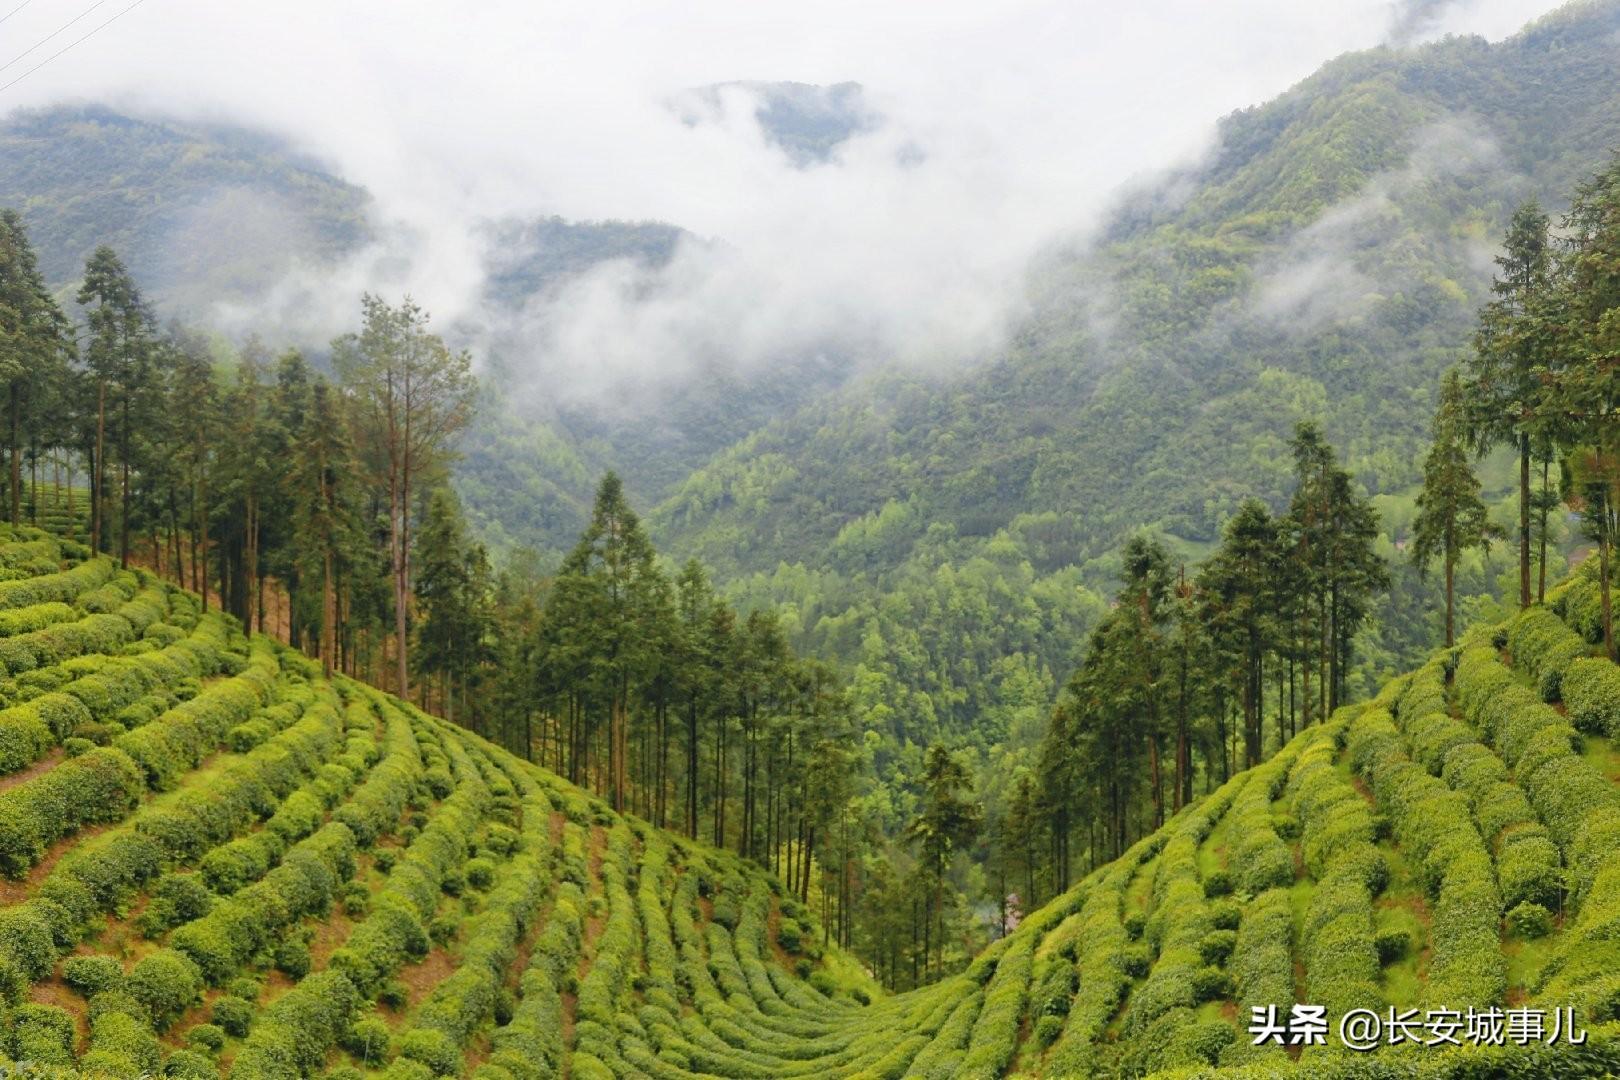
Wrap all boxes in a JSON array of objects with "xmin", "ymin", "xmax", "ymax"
[
  {"xmin": 631, "ymin": 0, "xmax": 1620, "ymax": 759},
  {"xmin": 8, "ymin": 6, "xmax": 1620, "ymax": 1074},
  {"xmin": 0, "ymin": 107, "xmax": 370, "ymax": 312},
  {"xmin": 0, "ymin": 525, "xmax": 878, "ymax": 1079},
  {"xmin": 5, "ymin": 508, "xmax": 1620, "ymax": 1076}
]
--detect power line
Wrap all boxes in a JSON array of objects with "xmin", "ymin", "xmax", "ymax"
[
  {"xmin": 0, "ymin": 2, "xmax": 34, "ymax": 30},
  {"xmin": 0, "ymin": 0, "xmax": 108, "ymax": 76},
  {"xmin": 0, "ymin": 0, "xmax": 145, "ymax": 95}
]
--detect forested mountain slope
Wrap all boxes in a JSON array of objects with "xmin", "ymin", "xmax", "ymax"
[
  {"xmin": 656, "ymin": 1, "xmax": 1620, "ymax": 574},
  {"xmin": 11, "ymin": 4, "xmax": 1620, "ymax": 827},
  {"xmin": 7, "ymin": 488, "xmax": 1620, "ymax": 1077},
  {"xmin": 0, "ymin": 107, "xmax": 371, "ymax": 313},
  {"xmin": 641, "ymin": 0, "xmax": 1620, "ymax": 750}
]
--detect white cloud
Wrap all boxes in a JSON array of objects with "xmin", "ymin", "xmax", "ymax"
[
  {"xmin": 0, "ymin": 0, "xmax": 1560, "ymax": 399},
  {"xmin": 1252, "ymin": 116, "xmax": 1506, "ymax": 328}
]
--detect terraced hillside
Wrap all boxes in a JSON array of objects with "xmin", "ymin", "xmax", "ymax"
[
  {"xmin": 16, "ymin": 485, "xmax": 88, "ymax": 543},
  {"xmin": 0, "ymin": 526, "xmax": 876, "ymax": 1079},
  {"xmin": 5, "ymin": 522, "xmax": 1620, "ymax": 1078}
]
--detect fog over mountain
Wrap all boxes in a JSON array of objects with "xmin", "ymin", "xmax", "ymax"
[{"xmin": 0, "ymin": 0, "xmax": 1555, "ymax": 406}]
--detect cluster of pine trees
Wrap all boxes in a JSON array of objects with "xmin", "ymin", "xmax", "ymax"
[
  {"xmin": 1007, "ymin": 422, "xmax": 1386, "ymax": 904},
  {"xmin": 1454, "ymin": 155, "xmax": 1620, "ymax": 655},
  {"xmin": 0, "ymin": 216, "xmax": 477, "ymax": 696}
]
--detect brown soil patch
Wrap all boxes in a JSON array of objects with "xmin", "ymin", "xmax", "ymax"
[
  {"xmin": 1349, "ymin": 775, "xmax": 1376, "ymax": 806},
  {"xmin": 505, "ymin": 903, "xmax": 546, "ymax": 994},
  {"xmin": 465, "ymin": 1032, "xmax": 492, "ymax": 1074},
  {"xmin": 0, "ymin": 822, "xmax": 113, "ymax": 904},
  {"xmin": 587, "ymin": 824, "xmax": 606, "ymax": 880},
  {"xmin": 309, "ymin": 907, "xmax": 355, "ymax": 968},
  {"xmin": 261, "ymin": 969, "xmax": 295, "ymax": 1008},
  {"xmin": 400, "ymin": 946, "xmax": 458, "ymax": 1012},
  {"xmin": 29, "ymin": 975, "xmax": 89, "ymax": 1052},
  {"xmin": 561, "ymin": 989, "xmax": 578, "ymax": 1058},
  {"xmin": 159, "ymin": 987, "xmax": 224, "ymax": 1050},
  {"xmin": 0, "ymin": 747, "xmax": 64, "ymax": 793},
  {"xmin": 579, "ymin": 825, "xmax": 608, "ymax": 972},
  {"xmin": 91, "ymin": 900, "xmax": 157, "ymax": 964},
  {"xmin": 766, "ymin": 898, "xmax": 795, "ymax": 969}
]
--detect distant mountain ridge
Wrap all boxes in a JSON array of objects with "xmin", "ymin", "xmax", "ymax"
[
  {"xmin": 674, "ymin": 80, "xmax": 879, "ymax": 165},
  {"xmin": 0, "ymin": 105, "xmax": 370, "ymax": 312}
]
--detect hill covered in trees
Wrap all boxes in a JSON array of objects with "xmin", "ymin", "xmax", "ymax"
[
  {"xmin": 0, "ymin": 107, "xmax": 371, "ymax": 314},
  {"xmin": 640, "ymin": 0, "xmax": 1620, "ymax": 754},
  {"xmin": 27, "ymin": 5, "xmax": 1620, "ymax": 774}
]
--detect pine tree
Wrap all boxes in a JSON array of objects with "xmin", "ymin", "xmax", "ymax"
[
  {"xmin": 289, "ymin": 377, "xmax": 361, "ymax": 676},
  {"xmin": 1199, "ymin": 502, "xmax": 1282, "ymax": 769},
  {"xmin": 1118, "ymin": 533, "xmax": 1172, "ymax": 826},
  {"xmin": 1412, "ymin": 370, "xmax": 1500, "ymax": 647},
  {"xmin": 905, "ymin": 744, "xmax": 980, "ymax": 981},
  {"xmin": 674, "ymin": 559, "xmax": 721, "ymax": 839},
  {"xmin": 1548, "ymin": 155, "xmax": 1620, "ymax": 656},
  {"xmin": 0, "ymin": 212, "xmax": 71, "ymax": 526},
  {"xmin": 333, "ymin": 295, "xmax": 475, "ymax": 699},
  {"xmin": 166, "ymin": 328, "xmax": 219, "ymax": 606},
  {"xmin": 77, "ymin": 246, "xmax": 155, "ymax": 563},
  {"xmin": 555, "ymin": 472, "xmax": 669, "ymax": 812},
  {"xmin": 1287, "ymin": 422, "xmax": 1388, "ymax": 714},
  {"xmin": 216, "ymin": 345, "xmax": 271, "ymax": 634},
  {"xmin": 1467, "ymin": 199, "xmax": 1555, "ymax": 610},
  {"xmin": 413, "ymin": 486, "xmax": 492, "ymax": 726}
]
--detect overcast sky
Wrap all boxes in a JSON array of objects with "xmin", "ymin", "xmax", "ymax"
[{"xmin": 0, "ymin": 0, "xmax": 1565, "ymax": 397}]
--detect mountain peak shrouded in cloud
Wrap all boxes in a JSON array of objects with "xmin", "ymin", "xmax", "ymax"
[
  {"xmin": 672, "ymin": 81, "xmax": 882, "ymax": 166},
  {"xmin": 478, "ymin": 216, "xmax": 691, "ymax": 309},
  {"xmin": 0, "ymin": 0, "xmax": 1560, "ymax": 409},
  {"xmin": 0, "ymin": 104, "xmax": 369, "ymax": 310}
]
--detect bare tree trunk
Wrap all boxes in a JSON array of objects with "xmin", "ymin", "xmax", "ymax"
[
  {"xmin": 392, "ymin": 469, "xmax": 409, "ymax": 700},
  {"xmin": 1602, "ymin": 529, "xmax": 1615, "ymax": 663},
  {"xmin": 8, "ymin": 383, "xmax": 20, "ymax": 526},
  {"xmin": 1444, "ymin": 556, "xmax": 1456, "ymax": 648},
  {"xmin": 1147, "ymin": 732, "xmax": 1162, "ymax": 829},
  {"xmin": 197, "ymin": 454, "xmax": 209, "ymax": 612},
  {"xmin": 119, "ymin": 396, "xmax": 131, "ymax": 570},
  {"xmin": 1519, "ymin": 435, "xmax": 1531, "ymax": 610},
  {"xmin": 93, "ymin": 382, "xmax": 105, "ymax": 554},
  {"xmin": 322, "ymin": 546, "xmax": 336, "ymax": 679},
  {"xmin": 1539, "ymin": 457, "xmax": 1551, "ymax": 603}
]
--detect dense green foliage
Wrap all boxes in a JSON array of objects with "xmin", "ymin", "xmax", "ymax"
[{"xmin": 602, "ymin": 1, "xmax": 1620, "ymax": 774}]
